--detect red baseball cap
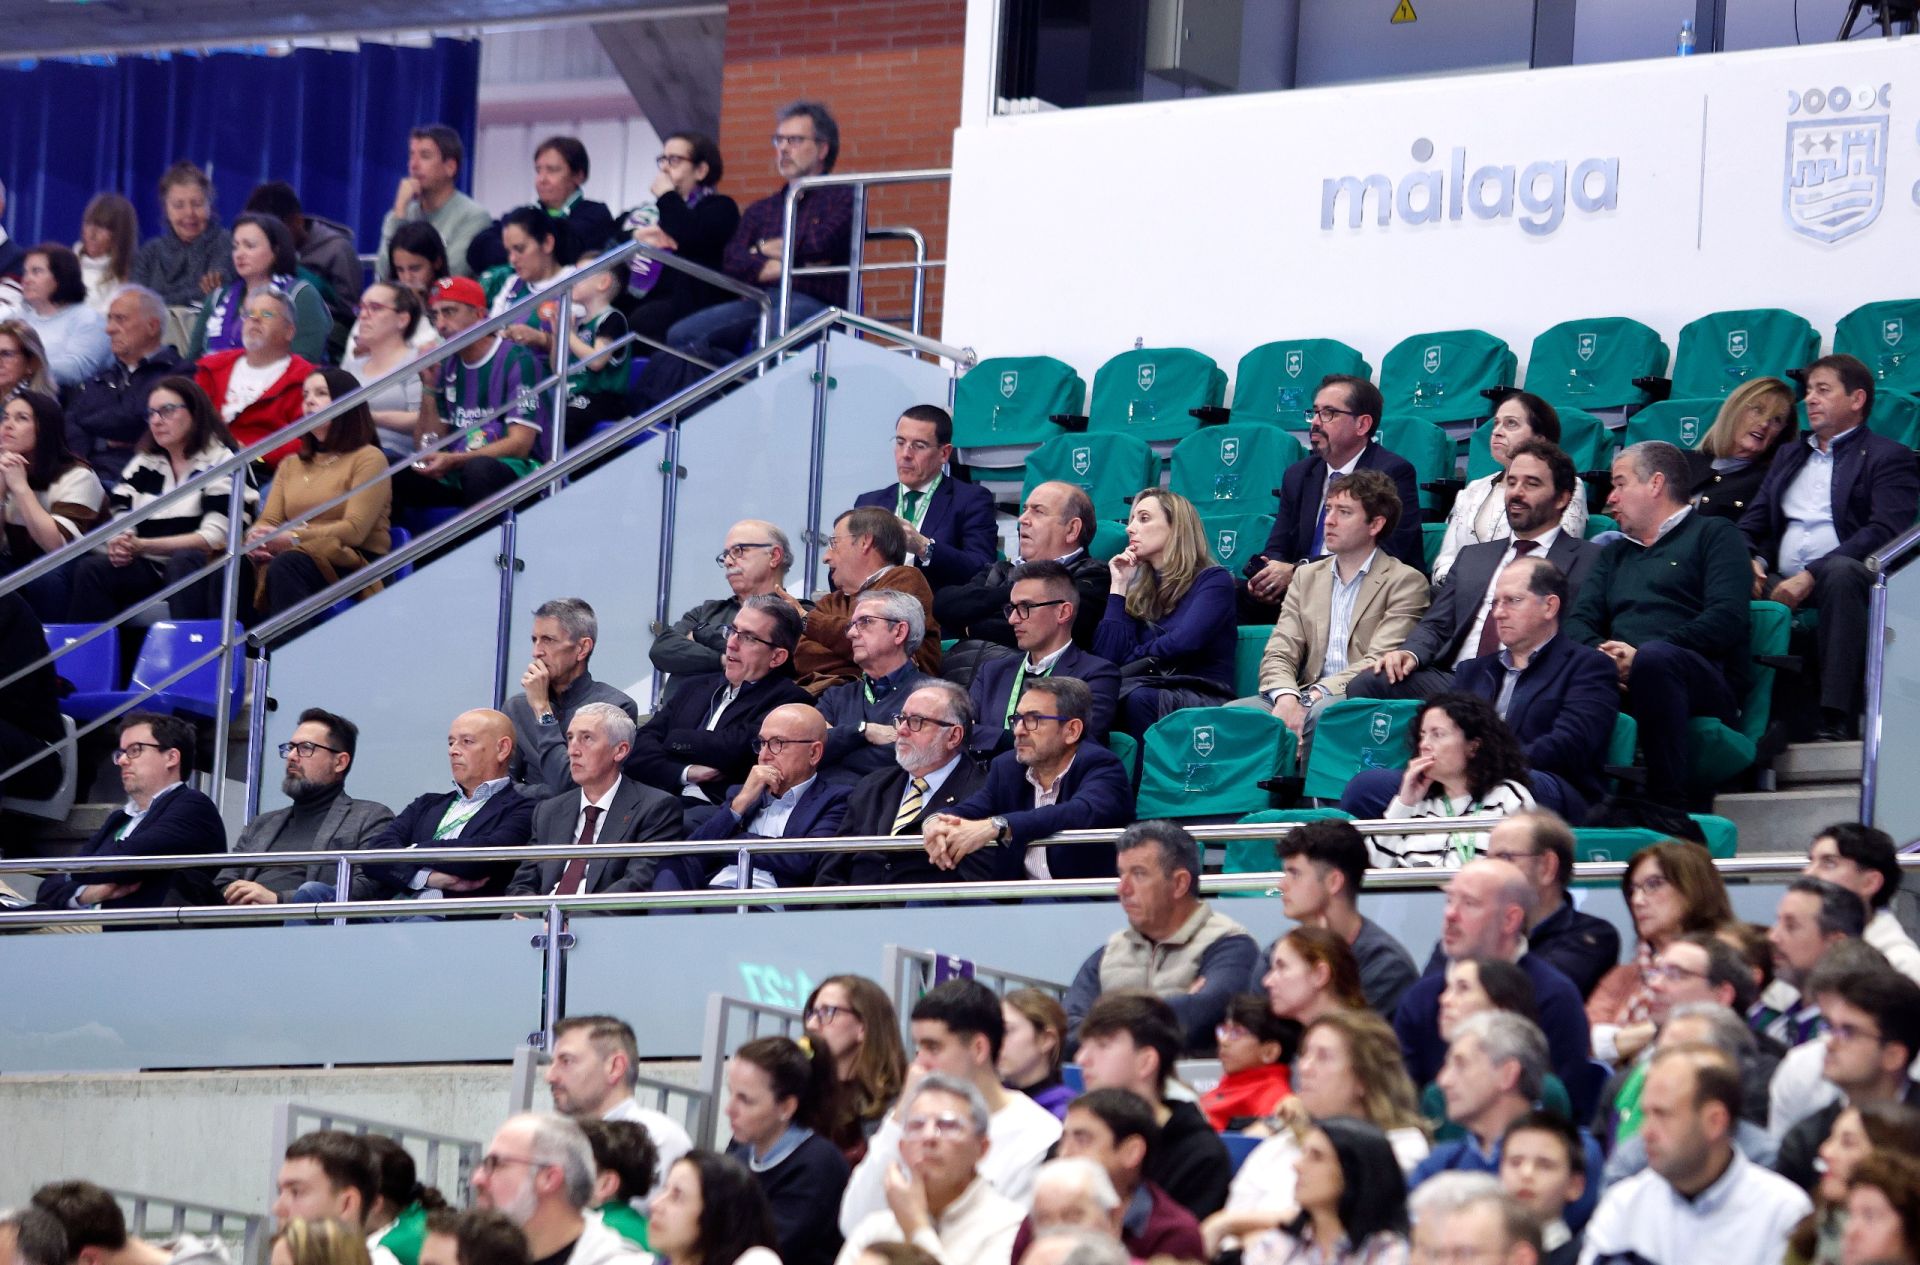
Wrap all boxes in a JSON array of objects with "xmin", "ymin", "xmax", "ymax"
[{"xmin": 431, "ymin": 276, "xmax": 488, "ymax": 312}]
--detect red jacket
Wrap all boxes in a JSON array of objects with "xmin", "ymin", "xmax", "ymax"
[
  {"xmin": 194, "ymin": 348, "xmax": 316, "ymax": 468},
  {"xmin": 1201, "ymin": 1062, "xmax": 1293, "ymax": 1131}
]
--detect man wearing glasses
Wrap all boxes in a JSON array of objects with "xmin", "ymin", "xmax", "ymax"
[
  {"xmin": 648, "ymin": 519, "xmax": 804, "ymax": 688},
  {"xmin": 814, "ymin": 589, "xmax": 936, "ymax": 785},
  {"xmin": 212, "ymin": 707, "xmax": 393, "ymax": 906},
  {"xmin": 1239, "ymin": 373, "xmax": 1424, "ymax": 622},
  {"xmin": 852, "ymin": 404, "xmax": 998, "ymax": 590},
  {"xmin": 190, "ymin": 284, "xmax": 314, "ymax": 470},
  {"xmin": 472, "ymin": 1113, "xmax": 650, "ymax": 1265},
  {"xmin": 626, "ymin": 593, "xmax": 812, "ymax": 822},
  {"xmin": 796, "ymin": 505, "xmax": 942, "ymax": 693},
  {"xmin": 38, "ymin": 711, "xmax": 225, "ymax": 914},
  {"xmin": 929, "ymin": 677, "xmax": 1130, "ymax": 882},
  {"xmin": 831, "ymin": 681, "xmax": 989, "ymax": 885},
  {"xmin": 966, "ymin": 560, "xmax": 1119, "ymax": 755}
]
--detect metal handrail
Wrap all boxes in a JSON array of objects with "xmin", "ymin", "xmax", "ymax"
[
  {"xmin": 1869, "ymin": 520, "xmax": 1920, "ymax": 575},
  {"xmin": 776, "ymin": 168, "xmax": 952, "ymax": 337}
]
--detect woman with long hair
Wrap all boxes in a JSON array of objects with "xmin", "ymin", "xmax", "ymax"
[
  {"xmin": 1211, "ymin": 1116, "xmax": 1412, "ymax": 1265},
  {"xmin": 1587, "ymin": 840, "xmax": 1736, "ymax": 1064},
  {"xmin": 242, "ymin": 367, "xmax": 390, "ymax": 617},
  {"xmin": 487, "ymin": 206, "xmax": 573, "ymax": 334},
  {"xmin": 723, "ymin": 1036, "xmax": 849, "ymax": 1265},
  {"xmin": 0, "ymin": 320, "xmax": 56, "ymax": 403},
  {"xmin": 1264, "ymin": 925, "xmax": 1368, "ymax": 1029},
  {"xmin": 0, "ymin": 390, "xmax": 105, "ymax": 618},
  {"xmin": 1000, "ymin": 988, "xmax": 1073, "ymax": 1119},
  {"xmin": 1419, "ymin": 958, "xmax": 1572, "ymax": 1137},
  {"xmin": 1369, "ymin": 693, "xmax": 1534, "ymax": 868},
  {"xmin": 802, "ymin": 975, "xmax": 906, "ymax": 1159},
  {"xmin": 188, "ymin": 212, "xmax": 332, "ymax": 362},
  {"xmin": 376, "ymin": 222, "xmax": 450, "ymax": 352},
  {"xmin": 1094, "ymin": 487, "xmax": 1238, "ymax": 736},
  {"xmin": 1787, "ymin": 1102, "xmax": 1920, "ymax": 1265},
  {"xmin": 18, "ymin": 244, "xmax": 110, "ymax": 387},
  {"xmin": 648, "ymin": 1151, "xmax": 783, "ymax": 1265},
  {"xmin": 1431, "ymin": 390, "xmax": 1588, "ymax": 581},
  {"xmin": 343, "ymin": 282, "xmax": 433, "ymax": 460},
  {"xmin": 1686, "ymin": 376, "xmax": 1798, "ymax": 522},
  {"xmin": 362, "ymin": 1135, "xmax": 449, "ymax": 1265},
  {"xmin": 76, "ymin": 192, "xmax": 139, "ymax": 312}
]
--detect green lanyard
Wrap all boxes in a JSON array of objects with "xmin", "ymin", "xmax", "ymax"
[
  {"xmin": 434, "ymin": 796, "xmax": 488, "ymax": 840},
  {"xmin": 895, "ymin": 475, "xmax": 941, "ymax": 528},
  {"xmin": 1004, "ymin": 657, "xmax": 1053, "ymax": 726},
  {"xmin": 1440, "ymin": 792, "xmax": 1488, "ymax": 866}
]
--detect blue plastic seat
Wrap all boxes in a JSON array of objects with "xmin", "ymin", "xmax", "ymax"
[
  {"xmin": 65, "ymin": 621, "xmax": 244, "ymax": 723},
  {"xmin": 1222, "ymin": 1132, "xmax": 1262, "ymax": 1176},
  {"xmin": 42, "ymin": 624, "xmax": 120, "ymax": 694}
]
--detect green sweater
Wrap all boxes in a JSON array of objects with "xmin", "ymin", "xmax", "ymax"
[
  {"xmin": 374, "ymin": 1203, "xmax": 428, "ymax": 1265},
  {"xmin": 1564, "ymin": 509, "xmax": 1753, "ymax": 694},
  {"xmin": 596, "ymin": 1200, "xmax": 650, "ymax": 1251}
]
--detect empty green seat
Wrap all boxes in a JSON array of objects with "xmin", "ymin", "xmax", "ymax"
[
  {"xmin": 1377, "ymin": 416, "xmax": 1456, "ymax": 512},
  {"xmin": 1088, "ymin": 347, "xmax": 1227, "ymax": 445},
  {"xmin": 1234, "ymin": 625, "xmax": 1272, "ymax": 698},
  {"xmin": 1228, "ymin": 339, "xmax": 1373, "ymax": 431},
  {"xmin": 953, "ymin": 355, "xmax": 1086, "ymax": 452},
  {"xmin": 1136, "ymin": 706, "xmax": 1296, "ymax": 820},
  {"xmin": 1572, "ymin": 827, "xmax": 1664, "ymax": 865},
  {"xmin": 1379, "ymin": 330, "xmax": 1518, "ymax": 425},
  {"xmin": 1465, "ymin": 406, "xmax": 1615, "ymax": 480},
  {"xmin": 1584, "ymin": 514, "xmax": 1618, "ymax": 540},
  {"xmin": 1088, "ymin": 519, "xmax": 1130, "ymax": 562},
  {"xmin": 1691, "ymin": 813, "xmax": 1738, "ymax": 858},
  {"xmin": 1105, "ymin": 730, "xmax": 1139, "ymax": 786},
  {"xmin": 1222, "ymin": 807, "xmax": 1355, "ymax": 879},
  {"xmin": 1668, "ymin": 308, "xmax": 1819, "ymax": 402},
  {"xmin": 1867, "ymin": 389, "xmax": 1920, "ymax": 449},
  {"xmin": 1169, "ymin": 425, "xmax": 1302, "ymax": 518},
  {"xmin": 1834, "ymin": 299, "xmax": 1920, "ymax": 397},
  {"xmin": 1624, "ymin": 399, "xmax": 1718, "ymax": 452},
  {"xmin": 1686, "ymin": 601, "xmax": 1789, "ymax": 788},
  {"xmin": 1204, "ymin": 513, "xmax": 1274, "ymax": 575},
  {"xmin": 1301, "ymin": 698, "xmax": 1422, "ymax": 801},
  {"xmin": 1523, "ymin": 318, "xmax": 1670, "ymax": 412},
  {"xmin": 1022, "ymin": 431, "xmax": 1159, "ymax": 523}
]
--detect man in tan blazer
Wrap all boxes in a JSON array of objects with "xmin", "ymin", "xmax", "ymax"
[{"xmin": 1239, "ymin": 469, "xmax": 1429, "ymax": 746}]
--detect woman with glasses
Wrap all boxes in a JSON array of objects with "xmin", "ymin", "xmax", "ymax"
[
  {"xmin": 242, "ymin": 367, "xmax": 391, "ymax": 618},
  {"xmin": 647, "ymin": 1151, "xmax": 783, "ymax": 1265},
  {"xmin": 0, "ymin": 390, "xmax": 105, "ymax": 620},
  {"xmin": 1586, "ymin": 840, "xmax": 1735, "ymax": 1065},
  {"xmin": 627, "ymin": 132, "xmax": 741, "ymax": 343},
  {"xmin": 187, "ymin": 212, "xmax": 333, "ymax": 363},
  {"xmin": 724, "ymin": 1036, "xmax": 850, "ymax": 1265},
  {"xmin": 0, "ymin": 320, "xmax": 56, "ymax": 404},
  {"xmin": 1431, "ymin": 390, "xmax": 1588, "ymax": 583},
  {"xmin": 1094, "ymin": 487, "xmax": 1238, "ymax": 737},
  {"xmin": 68, "ymin": 376, "xmax": 254, "ymax": 624},
  {"xmin": 344, "ymin": 282, "xmax": 434, "ymax": 461},
  {"xmin": 803, "ymin": 975, "xmax": 907, "ymax": 1161},
  {"xmin": 999, "ymin": 987, "xmax": 1073, "ymax": 1120}
]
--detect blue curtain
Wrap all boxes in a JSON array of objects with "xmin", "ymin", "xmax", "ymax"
[{"xmin": 0, "ymin": 39, "xmax": 479, "ymax": 258}]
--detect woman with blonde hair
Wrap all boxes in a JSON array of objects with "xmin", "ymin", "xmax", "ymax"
[
  {"xmin": 800, "ymin": 974, "xmax": 905, "ymax": 1161},
  {"xmin": 1000, "ymin": 987, "xmax": 1072, "ymax": 1118},
  {"xmin": 0, "ymin": 320, "xmax": 57, "ymax": 403},
  {"xmin": 1684, "ymin": 376, "xmax": 1797, "ymax": 522},
  {"xmin": 1094, "ymin": 487, "xmax": 1238, "ymax": 737},
  {"xmin": 270, "ymin": 1218, "xmax": 372, "ymax": 1265}
]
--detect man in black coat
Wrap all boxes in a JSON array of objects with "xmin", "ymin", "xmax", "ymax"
[
  {"xmin": 62, "ymin": 287, "xmax": 189, "ymax": 480},
  {"xmin": 38, "ymin": 712, "xmax": 225, "ymax": 914},
  {"xmin": 934, "ymin": 480, "xmax": 1111, "ymax": 648},
  {"xmin": 1739, "ymin": 354, "xmax": 1920, "ymax": 739},
  {"xmin": 825, "ymin": 681, "xmax": 990, "ymax": 886},
  {"xmin": 966, "ymin": 560, "xmax": 1120, "ymax": 754},
  {"xmin": 852, "ymin": 404, "xmax": 999, "ymax": 591}
]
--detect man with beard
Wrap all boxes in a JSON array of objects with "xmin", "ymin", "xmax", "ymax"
[
  {"xmin": 214, "ymin": 708, "xmax": 393, "ymax": 906},
  {"xmin": 470, "ymin": 1114, "xmax": 648, "ymax": 1265}
]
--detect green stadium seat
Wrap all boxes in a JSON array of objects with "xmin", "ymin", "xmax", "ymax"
[
  {"xmin": 1624, "ymin": 399, "xmax": 1719, "ymax": 451},
  {"xmin": 1301, "ymin": 698, "xmax": 1422, "ymax": 801},
  {"xmin": 1022, "ymin": 431, "xmax": 1159, "ymax": 523},
  {"xmin": 1204, "ymin": 513, "xmax": 1274, "ymax": 576},
  {"xmin": 1378, "ymin": 416, "xmax": 1457, "ymax": 514},
  {"xmin": 1088, "ymin": 519, "xmax": 1130, "ymax": 562},
  {"xmin": 1686, "ymin": 601, "xmax": 1790, "ymax": 788},
  {"xmin": 1223, "ymin": 339, "xmax": 1373, "ymax": 432},
  {"xmin": 1379, "ymin": 330, "xmax": 1518, "ymax": 426},
  {"xmin": 1668, "ymin": 308, "xmax": 1819, "ymax": 402},
  {"xmin": 1086, "ymin": 347, "xmax": 1227, "ymax": 445},
  {"xmin": 1136, "ymin": 706, "xmax": 1296, "ymax": 820},
  {"xmin": 1423, "ymin": 522, "xmax": 1446, "ymax": 573},
  {"xmin": 1169, "ymin": 425, "xmax": 1303, "ymax": 518},
  {"xmin": 1222, "ymin": 807, "xmax": 1355, "ymax": 879},
  {"xmin": 1690, "ymin": 813, "xmax": 1738, "ymax": 858},
  {"xmin": 1834, "ymin": 299, "xmax": 1920, "ymax": 397},
  {"xmin": 952, "ymin": 356, "xmax": 1087, "ymax": 476},
  {"xmin": 1606, "ymin": 711, "xmax": 1637, "ymax": 768},
  {"xmin": 1523, "ymin": 317, "xmax": 1671, "ymax": 412},
  {"xmin": 1573, "ymin": 827, "xmax": 1664, "ymax": 864},
  {"xmin": 1584, "ymin": 514, "xmax": 1618, "ymax": 540},
  {"xmin": 1234, "ymin": 625, "xmax": 1271, "ymax": 698},
  {"xmin": 1465, "ymin": 407, "xmax": 1615, "ymax": 480},
  {"xmin": 1866, "ymin": 389, "xmax": 1920, "ymax": 449},
  {"xmin": 1105, "ymin": 730, "xmax": 1139, "ymax": 787}
]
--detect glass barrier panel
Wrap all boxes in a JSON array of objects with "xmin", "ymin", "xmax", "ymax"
[{"xmin": 1872, "ymin": 569, "xmax": 1920, "ymax": 840}]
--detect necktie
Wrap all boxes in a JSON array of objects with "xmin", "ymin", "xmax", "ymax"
[
  {"xmin": 1475, "ymin": 539, "xmax": 1540, "ymax": 658},
  {"xmin": 892, "ymin": 777, "xmax": 929, "ymax": 834},
  {"xmin": 903, "ymin": 489, "xmax": 923, "ymax": 522},
  {"xmin": 553, "ymin": 805, "xmax": 604, "ymax": 896}
]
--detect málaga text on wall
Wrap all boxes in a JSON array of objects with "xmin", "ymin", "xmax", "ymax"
[{"xmin": 1321, "ymin": 136, "xmax": 1619, "ymax": 237}]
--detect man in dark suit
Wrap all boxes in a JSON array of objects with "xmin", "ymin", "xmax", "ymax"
[
  {"xmin": 38, "ymin": 712, "xmax": 225, "ymax": 914},
  {"xmin": 928, "ymin": 677, "xmax": 1132, "ymax": 881},
  {"xmin": 214, "ymin": 707, "xmax": 393, "ymax": 906},
  {"xmin": 853, "ymin": 403, "xmax": 999, "ymax": 591},
  {"xmin": 1353, "ymin": 439, "xmax": 1599, "ymax": 700},
  {"xmin": 662, "ymin": 703, "xmax": 851, "ymax": 890},
  {"xmin": 827, "ymin": 681, "xmax": 990, "ymax": 885},
  {"xmin": 509, "ymin": 701, "xmax": 683, "ymax": 900},
  {"xmin": 934, "ymin": 480, "xmax": 1111, "ymax": 649},
  {"xmin": 624, "ymin": 594, "xmax": 812, "ymax": 824},
  {"xmin": 967, "ymin": 560, "xmax": 1120, "ymax": 754},
  {"xmin": 1239, "ymin": 373, "xmax": 1424, "ymax": 621},
  {"xmin": 303, "ymin": 708, "xmax": 536, "ymax": 906},
  {"xmin": 1739, "ymin": 354, "xmax": 1920, "ymax": 740},
  {"xmin": 816, "ymin": 588, "xmax": 935, "ymax": 786}
]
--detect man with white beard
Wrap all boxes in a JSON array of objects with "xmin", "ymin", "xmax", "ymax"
[{"xmin": 470, "ymin": 1114, "xmax": 648, "ymax": 1265}]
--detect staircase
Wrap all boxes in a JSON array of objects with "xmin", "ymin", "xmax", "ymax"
[{"xmin": 1713, "ymin": 740, "xmax": 1863, "ymax": 853}]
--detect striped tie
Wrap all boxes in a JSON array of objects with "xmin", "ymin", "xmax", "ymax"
[{"xmin": 892, "ymin": 777, "xmax": 929, "ymax": 834}]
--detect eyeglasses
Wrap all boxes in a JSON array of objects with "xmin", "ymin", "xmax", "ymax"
[
  {"xmin": 1828, "ymin": 1020, "xmax": 1888, "ymax": 1046},
  {"xmin": 1647, "ymin": 961, "xmax": 1710, "ymax": 984},
  {"xmin": 146, "ymin": 403, "xmax": 188, "ymax": 421},
  {"xmin": 1491, "ymin": 593, "xmax": 1542, "ymax": 609},
  {"xmin": 721, "ymin": 623, "xmax": 779, "ymax": 650},
  {"xmin": 1302, "ymin": 405, "xmax": 1358, "ymax": 424},
  {"xmin": 278, "ymin": 740, "xmax": 345, "ymax": 759},
  {"xmin": 771, "ymin": 133, "xmax": 818, "ymax": 149},
  {"xmin": 656, "ymin": 153, "xmax": 694, "ymax": 168},
  {"xmin": 1214, "ymin": 1023, "xmax": 1252, "ymax": 1042},
  {"xmin": 893, "ymin": 712, "xmax": 961, "ymax": 734},
  {"xmin": 1003, "ymin": 599, "xmax": 1068, "ymax": 621},
  {"xmin": 849, "ymin": 615, "xmax": 906, "ymax": 633},
  {"xmin": 716, "ymin": 542, "xmax": 776, "ymax": 566},
  {"xmin": 476, "ymin": 1154, "xmax": 550, "ymax": 1176},
  {"xmin": 893, "ymin": 436, "xmax": 941, "ymax": 455},
  {"xmin": 110, "ymin": 741, "xmax": 163, "ymax": 764},
  {"xmin": 805, "ymin": 1004, "xmax": 848, "ymax": 1025},
  {"xmin": 241, "ymin": 308, "xmax": 285, "ymax": 322},
  {"xmin": 1010, "ymin": 711, "xmax": 1068, "ymax": 731},
  {"xmin": 355, "ymin": 300, "xmax": 396, "ymax": 317},
  {"xmin": 902, "ymin": 1112, "xmax": 974, "ymax": 1139},
  {"xmin": 750, "ymin": 735, "xmax": 815, "ymax": 756},
  {"xmin": 1628, "ymin": 874, "xmax": 1671, "ymax": 899},
  {"xmin": 1486, "ymin": 848, "xmax": 1542, "ymax": 865}
]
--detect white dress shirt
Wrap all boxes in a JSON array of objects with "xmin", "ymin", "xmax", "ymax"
[
  {"xmin": 1454, "ymin": 527, "xmax": 1562, "ymax": 668},
  {"xmin": 1777, "ymin": 429, "xmax": 1854, "ymax": 576},
  {"xmin": 1021, "ymin": 751, "xmax": 1077, "ymax": 880}
]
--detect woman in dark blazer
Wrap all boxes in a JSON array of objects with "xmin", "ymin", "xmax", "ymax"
[
  {"xmin": 626, "ymin": 131, "xmax": 743, "ymax": 341},
  {"xmin": 1685, "ymin": 376, "xmax": 1797, "ymax": 522}
]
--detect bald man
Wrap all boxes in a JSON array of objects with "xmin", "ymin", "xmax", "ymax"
[
  {"xmin": 658, "ymin": 702, "xmax": 850, "ymax": 890},
  {"xmin": 649, "ymin": 519, "xmax": 805, "ymax": 683},
  {"xmin": 321, "ymin": 709, "xmax": 538, "ymax": 905},
  {"xmin": 1392, "ymin": 860, "xmax": 1594, "ymax": 1090}
]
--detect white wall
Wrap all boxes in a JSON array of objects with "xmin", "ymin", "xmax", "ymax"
[{"xmin": 944, "ymin": 38, "xmax": 1917, "ymax": 393}]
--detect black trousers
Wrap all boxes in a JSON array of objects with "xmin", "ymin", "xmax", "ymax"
[
  {"xmin": 0, "ymin": 716, "xmax": 62, "ymax": 798},
  {"xmin": 68, "ymin": 550, "xmax": 223, "ymax": 623},
  {"xmin": 392, "ymin": 458, "xmax": 521, "ymax": 510}
]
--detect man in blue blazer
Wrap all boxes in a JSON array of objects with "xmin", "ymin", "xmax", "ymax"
[
  {"xmin": 660, "ymin": 704, "xmax": 851, "ymax": 890},
  {"xmin": 853, "ymin": 404, "xmax": 999, "ymax": 591},
  {"xmin": 1739, "ymin": 354, "xmax": 1920, "ymax": 739},
  {"xmin": 967, "ymin": 560, "xmax": 1120, "ymax": 753},
  {"xmin": 38, "ymin": 712, "xmax": 225, "ymax": 915},
  {"xmin": 926, "ymin": 677, "xmax": 1133, "ymax": 881},
  {"xmin": 1240, "ymin": 374, "xmax": 1424, "ymax": 621}
]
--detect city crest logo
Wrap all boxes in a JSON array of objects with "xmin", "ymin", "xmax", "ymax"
[
  {"xmin": 1423, "ymin": 346, "xmax": 1443, "ymax": 375},
  {"xmin": 1783, "ymin": 83, "xmax": 1891, "ymax": 244},
  {"xmin": 1220, "ymin": 437, "xmax": 1240, "ymax": 466},
  {"xmin": 1137, "ymin": 363, "xmax": 1158, "ymax": 393},
  {"xmin": 1370, "ymin": 711, "xmax": 1392, "ymax": 744},
  {"xmin": 1577, "ymin": 332, "xmax": 1597, "ymax": 362},
  {"xmin": 1727, "ymin": 330, "xmax": 1749, "ymax": 359},
  {"xmin": 1071, "ymin": 446, "xmax": 1091, "ymax": 476},
  {"xmin": 1285, "ymin": 350, "xmax": 1304, "ymax": 378},
  {"xmin": 1885, "ymin": 318, "xmax": 1905, "ymax": 348},
  {"xmin": 999, "ymin": 370, "xmax": 1018, "ymax": 398},
  {"xmin": 1216, "ymin": 529, "xmax": 1239, "ymax": 559},
  {"xmin": 1192, "ymin": 726, "xmax": 1215, "ymax": 757}
]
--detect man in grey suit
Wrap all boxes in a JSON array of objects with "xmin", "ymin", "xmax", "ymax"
[
  {"xmin": 1352, "ymin": 439, "xmax": 1598, "ymax": 700},
  {"xmin": 215, "ymin": 708, "xmax": 393, "ymax": 906},
  {"xmin": 508, "ymin": 701, "xmax": 685, "ymax": 900}
]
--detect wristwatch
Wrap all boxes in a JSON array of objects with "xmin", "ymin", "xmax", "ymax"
[
  {"xmin": 989, "ymin": 815, "xmax": 1010, "ymax": 844},
  {"xmin": 538, "ymin": 711, "xmax": 558, "ymax": 726}
]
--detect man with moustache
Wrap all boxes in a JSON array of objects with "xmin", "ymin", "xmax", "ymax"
[{"xmin": 648, "ymin": 518, "xmax": 805, "ymax": 688}]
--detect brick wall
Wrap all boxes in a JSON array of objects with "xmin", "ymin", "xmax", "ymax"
[{"xmin": 718, "ymin": 0, "xmax": 965, "ymax": 338}]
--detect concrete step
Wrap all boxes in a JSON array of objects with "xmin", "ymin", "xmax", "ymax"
[
  {"xmin": 1774, "ymin": 740, "xmax": 1863, "ymax": 787},
  {"xmin": 1713, "ymin": 785, "xmax": 1861, "ymax": 853}
]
